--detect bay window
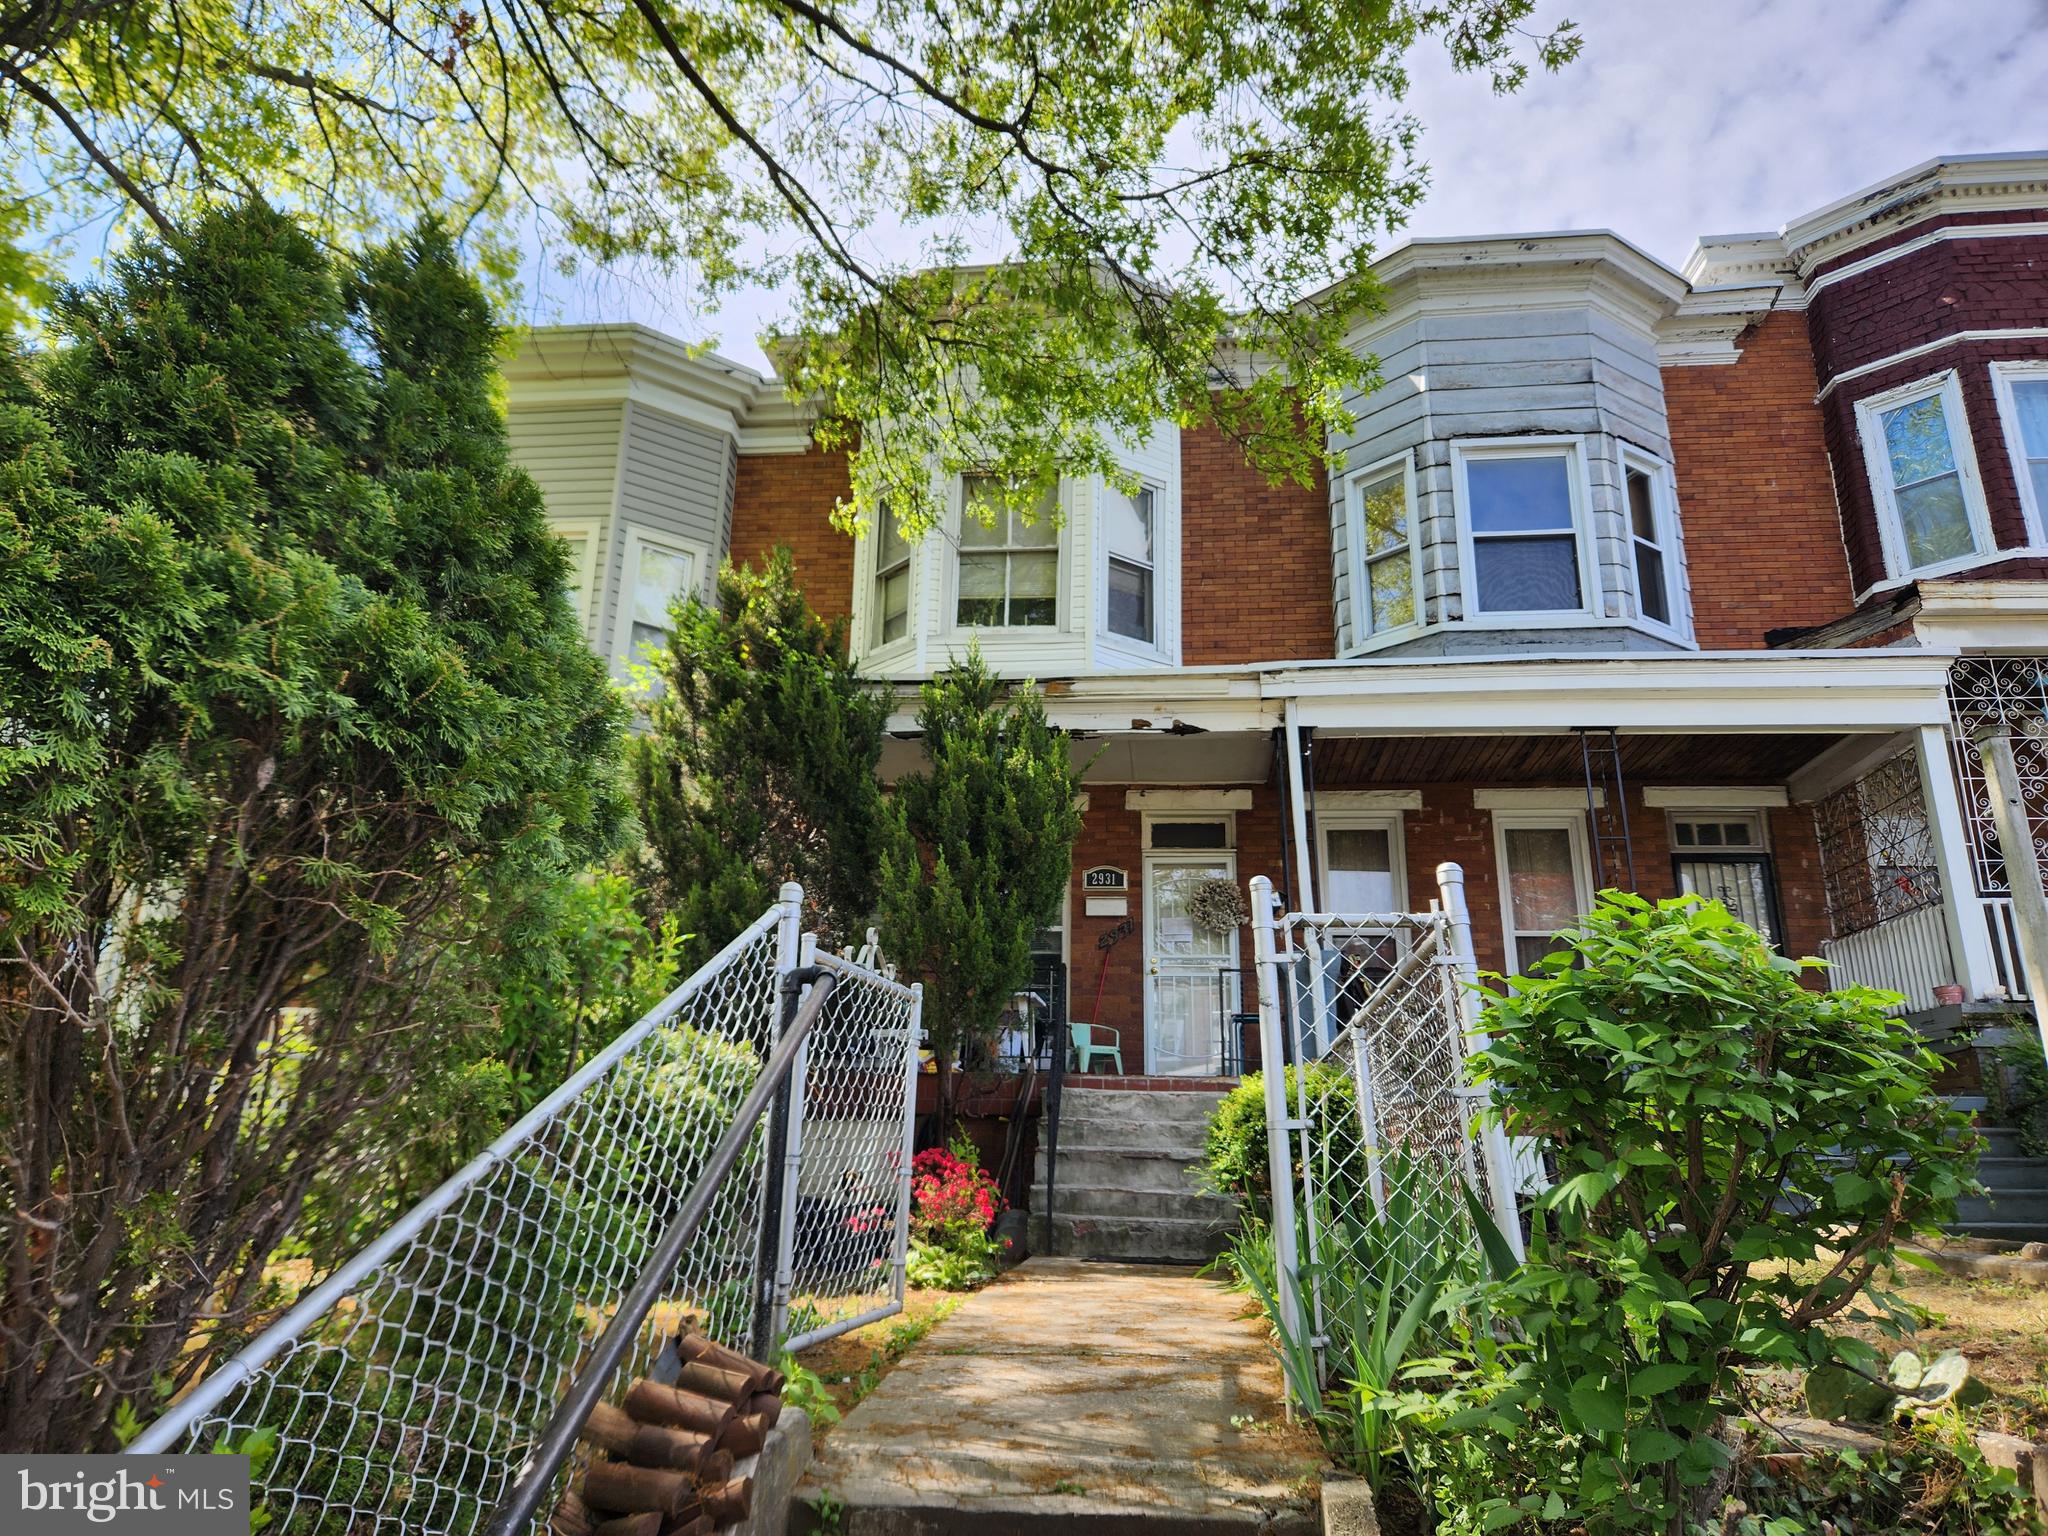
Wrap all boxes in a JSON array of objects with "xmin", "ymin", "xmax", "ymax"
[
  {"xmin": 1454, "ymin": 441, "xmax": 1591, "ymax": 616},
  {"xmin": 1854, "ymin": 370, "xmax": 1990, "ymax": 579},
  {"xmin": 957, "ymin": 476, "xmax": 1059, "ymax": 628}
]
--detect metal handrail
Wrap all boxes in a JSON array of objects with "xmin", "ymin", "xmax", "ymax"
[{"xmin": 483, "ymin": 966, "xmax": 837, "ymax": 1536}]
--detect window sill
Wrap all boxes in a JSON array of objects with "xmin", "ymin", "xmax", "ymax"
[{"xmin": 1853, "ymin": 544, "xmax": 2048, "ymax": 604}]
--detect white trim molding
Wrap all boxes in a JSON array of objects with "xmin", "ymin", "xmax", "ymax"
[
  {"xmin": 1818, "ymin": 329, "xmax": 2048, "ymax": 401},
  {"xmin": 1641, "ymin": 786, "xmax": 1790, "ymax": 809},
  {"xmin": 1125, "ymin": 788, "xmax": 1254, "ymax": 812},
  {"xmin": 1314, "ymin": 790, "xmax": 1425, "ymax": 812},
  {"xmin": 1473, "ymin": 787, "xmax": 1606, "ymax": 811}
]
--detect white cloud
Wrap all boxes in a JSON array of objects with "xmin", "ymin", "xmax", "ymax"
[{"xmin": 531, "ymin": 0, "xmax": 2048, "ymax": 369}]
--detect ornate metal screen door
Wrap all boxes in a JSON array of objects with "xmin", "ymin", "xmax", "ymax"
[{"xmin": 1146, "ymin": 853, "xmax": 1238, "ymax": 1075}]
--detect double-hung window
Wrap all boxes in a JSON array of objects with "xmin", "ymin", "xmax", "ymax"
[
  {"xmin": 1349, "ymin": 460, "xmax": 1417, "ymax": 640},
  {"xmin": 1105, "ymin": 481, "xmax": 1156, "ymax": 644},
  {"xmin": 615, "ymin": 529, "xmax": 700, "ymax": 671},
  {"xmin": 1624, "ymin": 457, "xmax": 1677, "ymax": 629},
  {"xmin": 1855, "ymin": 370, "xmax": 1989, "ymax": 578},
  {"xmin": 871, "ymin": 514, "xmax": 912, "ymax": 647},
  {"xmin": 1991, "ymin": 361, "xmax": 2048, "ymax": 540},
  {"xmin": 1494, "ymin": 814, "xmax": 1591, "ymax": 974},
  {"xmin": 1455, "ymin": 441, "xmax": 1589, "ymax": 616},
  {"xmin": 957, "ymin": 476, "xmax": 1059, "ymax": 627}
]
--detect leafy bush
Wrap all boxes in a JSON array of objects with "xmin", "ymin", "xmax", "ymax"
[
  {"xmin": 905, "ymin": 1140, "xmax": 1009, "ymax": 1289},
  {"xmin": 1404, "ymin": 894, "xmax": 1979, "ymax": 1536},
  {"xmin": 1200, "ymin": 1062, "xmax": 1363, "ymax": 1220},
  {"xmin": 1726, "ymin": 1419, "xmax": 2043, "ymax": 1535}
]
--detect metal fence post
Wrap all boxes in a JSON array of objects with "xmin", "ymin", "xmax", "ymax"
[
  {"xmin": 1436, "ymin": 861, "xmax": 1525, "ymax": 1261},
  {"xmin": 753, "ymin": 885, "xmax": 808, "ymax": 1361},
  {"xmin": 1250, "ymin": 877, "xmax": 1305, "ymax": 1365},
  {"xmin": 893, "ymin": 982, "xmax": 925, "ymax": 1304}
]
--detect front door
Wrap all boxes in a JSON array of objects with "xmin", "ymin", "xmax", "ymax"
[{"xmin": 1145, "ymin": 853, "xmax": 1240, "ymax": 1076}]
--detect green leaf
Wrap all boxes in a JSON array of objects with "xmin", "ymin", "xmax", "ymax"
[{"xmin": 1568, "ymin": 1381, "xmax": 1627, "ymax": 1435}]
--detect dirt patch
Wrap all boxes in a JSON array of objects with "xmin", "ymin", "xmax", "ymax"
[
  {"xmin": 791, "ymin": 1290, "xmax": 959, "ymax": 1436},
  {"xmin": 1747, "ymin": 1257, "xmax": 2048, "ymax": 1437}
]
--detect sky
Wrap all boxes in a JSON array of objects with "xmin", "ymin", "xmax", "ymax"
[{"xmin": 524, "ymin": 0, "xmax": 2048, "ymax": 374}]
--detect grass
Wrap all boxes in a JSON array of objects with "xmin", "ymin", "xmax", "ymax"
[
  {"xmin": 789, "ymin": 1289, "xmax": 961, "ymax": 1437},
  {"xmin": 1747, "ymin": 1255, "xmax": 2048, "ymax": 1437}
]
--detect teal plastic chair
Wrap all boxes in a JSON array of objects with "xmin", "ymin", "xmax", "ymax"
[{"xmin": 1070, "ymin": 1020, "xmax": 1124, "ymax": 1074}]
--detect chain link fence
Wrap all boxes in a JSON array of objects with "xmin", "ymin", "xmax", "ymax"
[
  {"xmin": 1250, "ymin": 868, "xmax": 1523, "ymax": 1382},
  {"xmin": 130, "ymin": 887, "xmax": 921, "ymax": 1536}
]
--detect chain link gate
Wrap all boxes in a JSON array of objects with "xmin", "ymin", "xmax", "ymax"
[
  {"xmin": 129, "ymin": 883, "xmax": 922, "ymax": 1536},
  {"xmin": 1249, "ymin": 863, "xmax": 1523, "ymax": 1378}
]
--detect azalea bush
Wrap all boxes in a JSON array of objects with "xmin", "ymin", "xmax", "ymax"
[{"xmin": 906, "ymin": 1139, "xmax": 1008, "ymax": 1290}]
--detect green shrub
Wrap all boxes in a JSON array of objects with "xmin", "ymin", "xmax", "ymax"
[
  {"xmin": 1401, "ymin": 893, "xmax": 1978, "ymax": 1536},
  {"xmin": 1200, "ymin": 1062, "xmax": 1363, "ymax": 1220}
]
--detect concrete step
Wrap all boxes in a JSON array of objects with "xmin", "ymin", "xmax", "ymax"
[
  {"xmin": 1042, "ymin": 1118, "xmax": 1213, "ymax": 1155},
  {"xmin": 1955, "ymin": 1189, "xmax": 2048, "ymax": 1227},
  {"xmin": 1047, "ymin": 1211, "xmax": 1232, "ymax": 1264},
  {"xmin": 1950, "ymin": 1220, "xmax": 2048, "ymax": 1242},
  {"xmin": 1035, "ymin": 1146, "xmax": 1215, "ymax": 1194},
  {"xmin": 1043, "ymin": 1183, "xmax": 1239, "ymax": 1222},
  {"xmin": 1973, "ymin": 1126, "xmax": 2040, "ymax": 1160},
  {"xmin": 1056, "ymin": 1088, "xmax": 1228, "ymax": 1126},
  {"xmin": 1976, "ymin": 1154, "xmax": 2048, "ymax": 1188}
]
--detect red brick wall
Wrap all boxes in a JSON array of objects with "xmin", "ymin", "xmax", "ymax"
[
  {"xmin": 1662, "ymin": 313, "xmax": 1854, "ymax": 648},
  {"xmin": 1805, "ymin": 223, "xmax": 2048, "ymax": 592},
  {"xmin": 1062, "ymin": 778, "xmax": 1832, "ymax": 1072},
  {"xmin": 731, "ymin": 446, "xmax": 856, "ymax": 626},
  {"xmin": 1180, "ymin": 421, "xmax": 1334, "ymax": 663}
]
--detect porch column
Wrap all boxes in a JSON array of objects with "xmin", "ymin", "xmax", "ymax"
[
  {"xmin": 1974, "ymin": 729, "xmax": 2048, "ymax": 1055},
  {"xmin": 1913, "ymin": 724, "xmax": 2001, "ymax": 1001},
  {"xmin": 1282, "ymin": 698, "xmax": 1315, "ymax": 908}
]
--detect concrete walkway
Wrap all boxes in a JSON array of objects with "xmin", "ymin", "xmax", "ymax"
[{"xmin": 796, "ymin": 1258, "xmax": 1322, "ymax": 1535}]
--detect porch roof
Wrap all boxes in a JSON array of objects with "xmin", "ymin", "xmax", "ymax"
[{"xmin": 880, "ymin": 648, "xmax": 1955, "ymax": 755}]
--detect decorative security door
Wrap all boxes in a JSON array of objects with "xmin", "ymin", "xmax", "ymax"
[{"xmin": 1145, "ymin": 853, "xmax": 1239, "ymax": 1076}]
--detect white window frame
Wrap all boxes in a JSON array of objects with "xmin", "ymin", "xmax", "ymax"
[
  {"xmin": 1619, "ymin": 448, "xmax": 1688, "ymax": 641},
  {"xmin": 1990, "ymin": 359, "xmax": 2048, "ymax": 546},
  {"xmin": 1666, "ymin": 810, "xmax": 1770, "ymax": 854},
  {"xmin": 950, "ymin": 474, "xmax": 1065, "ymax": 632},
  {"xmin": 1315, "ymin": 812, "xmax": 1408, "ymax": 913},
  {"xmin": 1344, "ymin": 452, "xmax": 1425, "ymax": 652},
  {"xmin": 1099, "ymin": 474, "xmax": 1165, "ymax": 656},
  {"xmin": 610, "ymin": 525, "xmax": 710, "ymax": 681},
  {"xmin": 549, "ymin": 516, "xmax": 604, "ymax": 640},
  {"xmin": 1491, "ymin": 810, "xmax": 1593, "ymax": 976},
  {"xmin": 1450, "ymin": 436, "xmax": 1600, "ymax": 623},
  {"xmin": 1853, "ymin": 368, "xmax": 1994, "ymax": 584},
  {"xmin": 1141, "ymin": 812, "xmax": 1236, "ymax": 852},
  {"xmin": 867, "ymin": 513, "xmax": 915, "ymax": 652}
]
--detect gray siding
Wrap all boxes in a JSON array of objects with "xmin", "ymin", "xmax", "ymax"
[
  {"xmin": 506, "ymin": 401, "xmax": 627, "ymax": 640},
  {"xmin": 1330, "ymin": 302, "xmax": 1691, "ymax": 655},
  {"xmin": 602, "ymin": 401, "xmax": 739, "ymax": 652}
]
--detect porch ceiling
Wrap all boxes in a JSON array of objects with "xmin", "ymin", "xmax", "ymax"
[{"xmin": 1310, "ymin": 731, "xmax": 1850, "ymax": 788}]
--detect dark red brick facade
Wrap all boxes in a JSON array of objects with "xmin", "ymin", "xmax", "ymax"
[
  {"xmin": 1661, "ymin": 312, "xmax": 1853, "ymax": 647},
  {"xmin": 1805, "ymin": 226, "xmax": 2048, "ymax": 593}
]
